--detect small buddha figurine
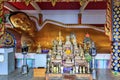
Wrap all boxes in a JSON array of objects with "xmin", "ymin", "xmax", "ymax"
[
  {"xmin": 51, "ymin": 63, "xmax": 54, "ymax": 73},
  {"xmin": 83, "ymin": 33, "xmax": 92, "ymax": 52},
  {"xmin": 73, "ymin": 43, "xmax": 79, "ymax": 54},
  {"xmin": 75, "ymin": 53, "xmax": 81, "ymax": 60},
  {"xmin": 56, "ymin": 52, "xmax": 62, "ymax": 59},
  {"xmin": 61, "ymin": 65, "xmax": 64, "ymax": 73},
  {"xmin": 76, "ymin": 66, "xmax": 79, "ymax": 73},
  {"xmin": 36, "ymin": 43, "xmax": 41, "ymax": 53},
  {"xmin": 57, "ymin": 32, "xmax": 63, "ymax": 54},
  {"xmin": 70, "ymin": 33, "xmax": 77, "ymax": 46},
  {"xmin": 64, "ymin": 36, "xmax": 72, "ymax": 55},
  {"xmin": 79, "ymin": 66, "xmax": 82, "ymax": 73},
  {"xmin": 52, "ymin": 39, "xmax": 58, "ymax": 47},
  {"xmin": 48, "ymin": 49, "xmax": 52, "ymax": 56},
  {"xmin": 22, "ymin": 41, "xmax": 27, "ymax": 48},
  {"xmin": 53, "ymin": 64, "xmax": 59, "ymax": 73},
  {"xmin": 79, "ymin": 45, "xmax": 85, "ymax": 59},
  {"xmin": 65, "ymin": 36, "xmax": 72, "ymax": 45},
  {"xmin": 56, "ymin": 31, "xmax": 64, "ymax": 46},
  {"xmin": 83, "ymin": 66, "xmax": 86, "ymax": 73},
  {"xmin": 73, "ymin": 66, "xmax": 75, "ymax": 74},
  {"xmin": 47, "ymin": 62, "xmax": 50, "ymax": 73},
  {"xmin": 66, "ymin": 56, "xmax": 72, "ymax": 63},
  {"xmin": 87, "ymin": 63, "xmax": 90, "ymax": 73}
]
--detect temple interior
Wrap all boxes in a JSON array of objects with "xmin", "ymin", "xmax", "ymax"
[{"xmin": 0, "ymin": 0, "xmax": 120, "ymax": 80}]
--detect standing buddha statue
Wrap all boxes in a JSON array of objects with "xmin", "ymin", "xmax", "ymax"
[
  {"xmin": 64, "ymin": 36, "xmax": 72, "ymax": 55},
  {"xmin": 57, "ymin": 31, "xmax": 64, "ymax": 46}
]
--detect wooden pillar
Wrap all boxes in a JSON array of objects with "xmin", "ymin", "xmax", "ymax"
[
  {"xmin": 111, "ymin": 0, "xmax": 120, "ymax": 75},
  {"xmin": 78, "ymin": 13, "xmax": 82, "ymax": 24}
]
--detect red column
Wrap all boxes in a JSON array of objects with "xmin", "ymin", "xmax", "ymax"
[
  {"xmin": 78, "ymin": 13, "xmax": 82, "ymax": 24},
  {"xmin": 39, "ymin": 13, "xmax": 43, "ymax": 25}
]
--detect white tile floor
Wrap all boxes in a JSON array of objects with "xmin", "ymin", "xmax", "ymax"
[{"xmin": 0, "ymin": 69, "xmax": 120, "ymax": 80}]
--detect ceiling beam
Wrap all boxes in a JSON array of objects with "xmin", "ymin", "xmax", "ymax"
[
  {"xmin": 30, "ymin": 2, "xmax": 41, "ymax": 11},
  {"xmin": 4, "ymin": 0, "xmax": 104, "ymax": 2},
  {"xmin": 79, "ymin": 1, "xmax": 89, "ymax": 13},
  {"xmin": 4, "ymin": 2, "xmax": 18, "ymax": 11},
  {"xmin": 27, "ymin": 0, "xmax": 104, "ymax": 2}
]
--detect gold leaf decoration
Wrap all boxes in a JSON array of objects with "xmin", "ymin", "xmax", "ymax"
[
  {"xmin": 25, "ymin": 0, "xmax": 31, "ymax": 6},
  {"xmin": 0, "ymin": 10, "xmax": 3, "ymax": 16},
  {"xmin": 94, "ymin": 0, "xmax": 97, "ymax": 2},
  {"xmin": 0, "ymin": 24, "xmax": 5, "ymax": 38},
  {"xmin": 0, "ymin": 1, "xmax": 4, "ymax": 23},
  {"xmin": 114, "ymin": 0, "xmax": 120, "ymax": 6},
  {"xmin": 35, "ymin": 0, "xmax": 41, "ymax": 2},
  {"xmin": 0, "ymin": 3, "xmax": 3, "ymax": 10},
  {"xmin": 79, "ymin": 0, "xmax": 83, "ymax": 6},
  {"xmin": 79, "ymin": 0, "xmax": 88, "ymax": 6},
  {"xmin": 0, "ymin": 0, "xmax": 4, "ymax": 4},
  {"xmin": 51, "ymin": 0, "xmax": 57, "ymax": 6},
  {"xmin": 66, "ymin": 0, "xmax": 70, "ymax": 3}
]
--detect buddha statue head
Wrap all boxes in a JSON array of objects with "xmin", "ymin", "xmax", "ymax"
[{"xmin": 9, "ymin": 11, "xmax": 37, "ymax": 37}]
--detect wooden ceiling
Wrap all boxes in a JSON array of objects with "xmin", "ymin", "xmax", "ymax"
[
  {"xmin": 4, "ymin": 1, "xmax": 107, "ymax": 11},
  {"xmin": 3, "ymin": 0, "xmax": 107, "ymax": 27}
]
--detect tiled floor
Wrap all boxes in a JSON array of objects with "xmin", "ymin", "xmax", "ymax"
[{"xmin": 0, "ymin": 69, "xmax": 120, "ymax": 80}]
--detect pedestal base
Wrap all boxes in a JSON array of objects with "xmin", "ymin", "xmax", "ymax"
[
  {"xmin": 0, "ymin": 48, "xmax": 15, "ymax": 75},
  {"xmin": 34, "ymin": 68, "xmax": 46, "ymax": 77},
  {"xmin": 21, "ymin": 65, "xmax": 29, "ymax": 74},
  {"xmin": 46, "ymin": 73, "xmax": 92, "ymax": 80}
]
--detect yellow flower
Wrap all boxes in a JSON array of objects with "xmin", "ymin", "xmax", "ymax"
[{"xmin": 66, "ymin": 50, "xmax": 71, "ymax": 55}]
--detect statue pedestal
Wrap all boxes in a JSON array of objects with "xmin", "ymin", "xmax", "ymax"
[
  {"xmin": 34, "ymin": 68, "xmax": 46, "ymax": 77},
  {"xmin": 0, "ymin": 48, "xmax": 15, "ymax": 75},
  {"xmin": 46, "ymin": 74, "xmax": 92, "ymax": 80}
]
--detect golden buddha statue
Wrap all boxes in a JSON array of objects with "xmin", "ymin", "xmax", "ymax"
[
  {"xmin": 66, "ymin": 56, "xmax": 72, "ymax": 63},
  {"xmin": 9, "ymin": 12, "xmax": 37, "ymax": 52},
  {"xmin": 56, "ymin": 31, "xmax": 64, "ymax": 46},
  {"xmin": 36, "ymin": 43, "xmax": 41, "ymax": 53},
  {"xmin": 64, "ymin": 36, "xmax": 72, "ymax": 55},
  {"xmin": 9, "ymin": 12, "xmax": 37, "ymax": 37}
]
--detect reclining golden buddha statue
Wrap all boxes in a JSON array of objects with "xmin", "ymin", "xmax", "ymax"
[
  {"xmin": 7, "ymin": 11, "xmax": 111, "ymax": 53},
  {"xmin": 8, "ymin": 11, "xmax": 38, "ymax": 52}
]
